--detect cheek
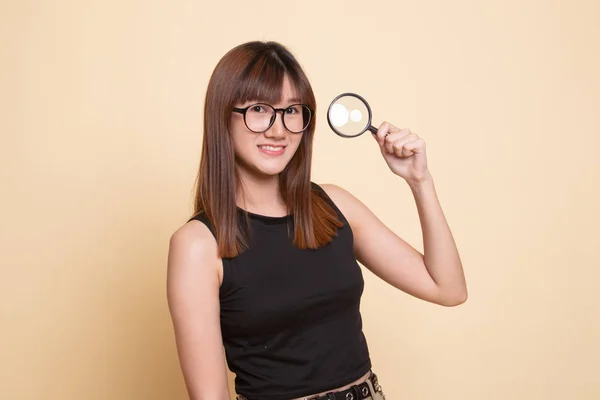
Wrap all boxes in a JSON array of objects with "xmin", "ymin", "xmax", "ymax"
[
  {"xmin": 230, "ymin": 118, "xmax": 252, "ymax": 142},
  {"xmin": 289, "ymin": 134, "xmax": 304, "ymax": 153},
  {"xmin": 233, "ymin": 138, "xmax": 256, "ymax": 162},
  {"xmin": 231, "ymin": 128, "xmax": 254, "ymax": 152}
]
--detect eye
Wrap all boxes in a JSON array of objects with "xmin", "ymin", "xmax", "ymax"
[
  {"xmin": 285, "ymin": 106, "xmax": 299, "ymax": 114},
  {"xmin": 250, "ymin": 105, "xmax": 266, "ymax": 113}
]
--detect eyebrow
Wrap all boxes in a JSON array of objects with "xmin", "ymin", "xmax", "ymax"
[{"xmin": 243, "ymin": 97, "xmax": 303, "ymax": 105}]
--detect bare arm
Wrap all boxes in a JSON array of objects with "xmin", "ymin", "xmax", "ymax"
[
  {"xmin": 166, "ymin": 220, "xmax": 230, "ymax": 399},
  {"xmin": 323, "ymin": 179, "xmax": 467, "ymax": 307},
  {"xmin": 320, "ymin": 120, "xmax": 466, "ymax": 307}
]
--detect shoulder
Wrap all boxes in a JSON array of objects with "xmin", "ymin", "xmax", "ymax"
[
  {"xmin": 316, "ymin": 183, "xmax": 373, "ymax": 229},
  {"xmin": 169, "ymin": 219, "xmax": 217, "ymax": 256},
  {"xmin": 317, "ymin": 183, "xmax": 353, "ymax": 202},
  {"xmin": 167, "ymin": 219, "xmax": 222, "ymax": 286},
  {"xmin": 318, "ymin": 183, "xmax": 362, "ymax": 209}
]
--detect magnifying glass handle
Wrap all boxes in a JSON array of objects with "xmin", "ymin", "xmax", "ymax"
[{"xmin": 367, "ymin": 125, "xmax": 378, "ymax": 135}]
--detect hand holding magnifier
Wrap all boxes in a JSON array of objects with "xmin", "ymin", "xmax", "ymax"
[
  {"xmin": 326, "ymin": 91, "xmax": 431, "ymax": 185},
  {"xmin": 327, "ymin": 93, "xmax": 379, "ymax": 138}
]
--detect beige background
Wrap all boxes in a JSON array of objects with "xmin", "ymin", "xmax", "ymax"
[{"xmin": 2, "ymin": 0, "xmax": 599, "ymax": 399}]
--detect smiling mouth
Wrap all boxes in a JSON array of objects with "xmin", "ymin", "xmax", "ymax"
[{"xmin": 258, "ymin": 145, "xmax": 286, "ymax": 151}]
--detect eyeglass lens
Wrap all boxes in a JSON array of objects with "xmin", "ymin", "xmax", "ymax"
[{"xmin": 245, "ymin": 104, "xmax": 311, "ymax": 133}]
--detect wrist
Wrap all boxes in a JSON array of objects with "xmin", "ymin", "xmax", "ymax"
[{"xmin": 406, "ymin": 171, "xmax": 434, "ymax": 191}]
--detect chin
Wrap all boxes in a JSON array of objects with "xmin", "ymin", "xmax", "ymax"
[
  {"xmin": 238, "ymin": 159, "xmax": 289, "ymax": 179},
  {"xmin": 236, "ymin": 147, "xmax": 299, "ymax": 178},
  {"xmin": 256, "ymin": 163, "xmax": 288, "ymax": 177}
]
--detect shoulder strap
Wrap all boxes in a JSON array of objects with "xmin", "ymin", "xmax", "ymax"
[{"xmin": 188, "ymin": 211, "xmax": 217, "ymax": 238}]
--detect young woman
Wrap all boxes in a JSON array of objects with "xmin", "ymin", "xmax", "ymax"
[{"xmin": 167, "ymin": 41, "xmax": 467, "ymax": 400}]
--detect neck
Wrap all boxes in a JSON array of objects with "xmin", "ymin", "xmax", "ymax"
[{"xmin": 236, "ymin": 169, "xmax": 287, "ymax": 216}]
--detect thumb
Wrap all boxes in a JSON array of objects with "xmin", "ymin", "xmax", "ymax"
[
  {"xmin": 371, "ymin": 131, "xmax": 383, "ymax": 147},
  {"xmin": 371, "ymin": 122, "xmax": 389, "ymax": 146}
]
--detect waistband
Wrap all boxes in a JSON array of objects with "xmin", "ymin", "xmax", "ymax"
[
  {"xmin": 236, "ymin": 372, "xmax": 381, "ymax": 400},
  {"xmin": 304, "ymin": 372, "xmax": 380, "ymax": 400}
]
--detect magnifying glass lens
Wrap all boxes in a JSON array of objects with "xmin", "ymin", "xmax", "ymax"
[{"xmin": 328, "ymin": 94, "xmax": 371, "ymax": 137}]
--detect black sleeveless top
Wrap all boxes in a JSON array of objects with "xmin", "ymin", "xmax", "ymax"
[{"xmin": 191, "ymin": 183, "xmax": 371, "ymax": 400}]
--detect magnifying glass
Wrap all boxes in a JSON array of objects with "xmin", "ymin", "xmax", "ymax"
[{"xmin": 327, "ymin": 92, "xmax": 378, "ymax": 138}]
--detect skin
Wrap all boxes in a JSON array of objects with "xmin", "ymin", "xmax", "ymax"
[
  {"xmin": 167, "ymin": 76, "xmax": 467, "ymax": 400},
  {"xmin": 230, "ymin": 77, "xmax": 304, "ymax": 215}
]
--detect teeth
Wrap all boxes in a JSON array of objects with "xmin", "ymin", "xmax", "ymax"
[{"xmin": 260, "ymin": 145, "xmax": 283, "ymax": 151}]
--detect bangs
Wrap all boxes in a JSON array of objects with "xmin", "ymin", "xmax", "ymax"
[{"xmin": 235, "ymin": 54, "xmax": 305, "ymax": 105}]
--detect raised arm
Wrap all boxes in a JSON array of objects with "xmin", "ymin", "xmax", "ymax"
[
  {"xmin": 322, "ymin": 122, "xmax": 467, "ymax": 307},
  {"xmin": 167, "ymin": 221, "xmax": 230, "ymax": 400}
]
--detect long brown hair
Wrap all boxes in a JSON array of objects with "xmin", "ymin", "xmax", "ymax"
[{"xmin": 193, "ymin": 41, "xmax": 342, "ymax": 258}]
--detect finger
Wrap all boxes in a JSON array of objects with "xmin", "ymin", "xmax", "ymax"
[
  {"xmin": 373, "ymin": 122, "xmax": 390, "ymax": 145},
  {"xmin": 374, "ymin": 122, "xmax": 401, "ymax": 145},
  {"xmin": 406, "ymin": 138, "xmax": 426, "ymax": 153},
  {"xmin": 384, "ymin": 130, "xmax": 418, "ymax": 154},
  {"xmin": 394, "ymin": 138, "xmax": 425, "ymax": 158},
  {"xmin": 391, "ymin": 138, "xmax": 414, "ymax": 157},
  {"xmin": 383, "ymin": 128, "xmax": 414, "ymax": 147}
]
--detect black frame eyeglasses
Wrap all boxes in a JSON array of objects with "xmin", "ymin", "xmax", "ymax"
[{"xmin": 232, "ymin": 103, "xmax": 313, "ymax": 134}]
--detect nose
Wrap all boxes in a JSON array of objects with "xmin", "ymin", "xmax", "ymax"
[{"xmin": 264, "ymin": 111, "xmax": 286, "ymax": 139}]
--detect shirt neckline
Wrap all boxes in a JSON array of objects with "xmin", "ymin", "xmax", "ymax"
[{"xmin": 236, "ymin": 207, "xmax": 292, "ymax": 226}]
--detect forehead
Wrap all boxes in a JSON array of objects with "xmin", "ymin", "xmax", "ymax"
[
  {"xmin": 237, "ymin": 73, "xmax": 301, "ymax": 105},
  {"xmin": 279, "ymin": 76, "xmax": 298, "ymax": 100}
]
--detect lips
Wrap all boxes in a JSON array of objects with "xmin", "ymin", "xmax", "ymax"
[
  {"xmin": 257, "ymin": 144, "xmax": 286, "ymax": 155},
  {"xmin": 258, "ymin": 145, "xmax": 285, "ymax": 151}
]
